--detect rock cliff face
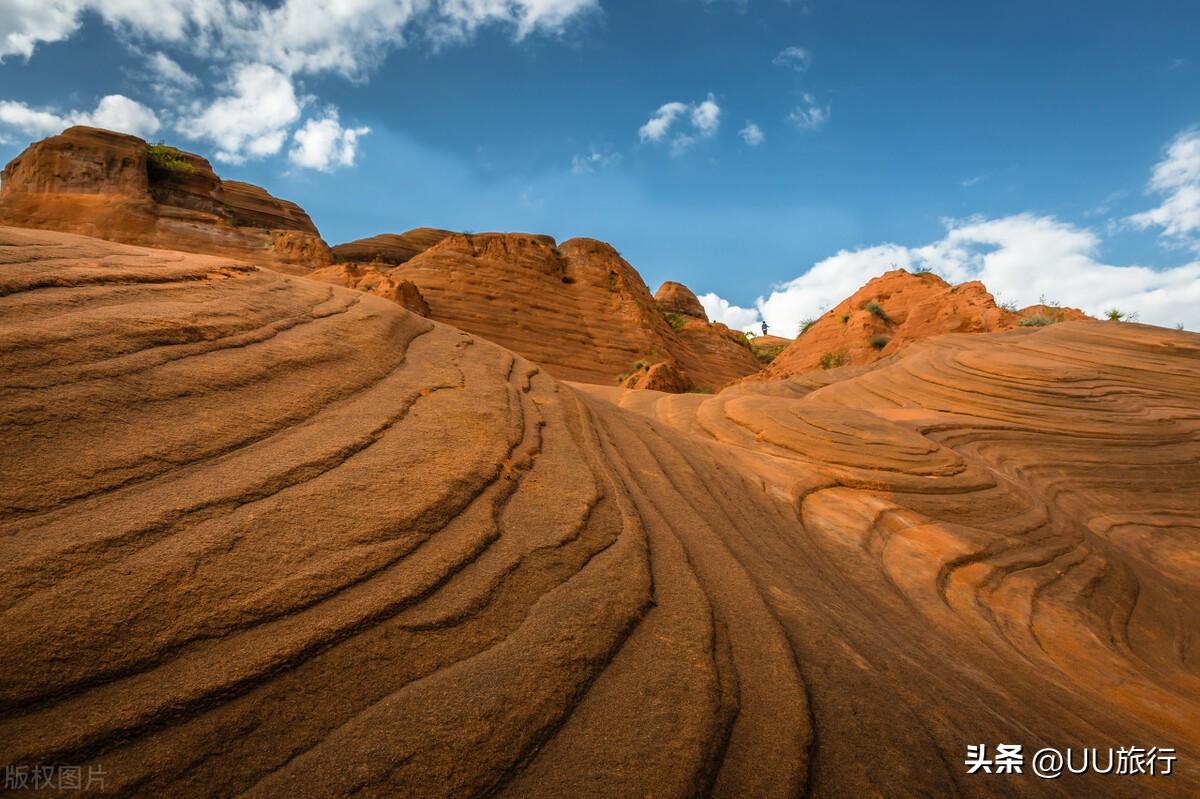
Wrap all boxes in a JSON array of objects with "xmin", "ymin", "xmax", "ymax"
[
  {"xmin": 0, "ymin": 127, "xmax": 331, "ymax": 269},
  {"xmin": 334, "ymin": 232, "xmax": 760, "ymax": 391},
  {"xmin": 2, "ymin": 225, "xmax": 1197, "ymax": 798},
  {"xmin": 763, "ymin": 269, "xmax": 1092, "ymax": 377},
  {"xmin": 331, "ymin": 228, "xmax": 455, "ymax": 265}
]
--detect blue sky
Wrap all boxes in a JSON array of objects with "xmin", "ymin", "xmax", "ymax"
[{"xmin": 2, "ymin": 0, "xmax": 1199, "ymax": 329}]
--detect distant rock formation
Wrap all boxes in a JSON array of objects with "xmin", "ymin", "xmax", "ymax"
[
  {"xmin": 763, "ymin": 269, "xmax": 1091, "ymax": 377},
  {"xmin": 307, "ymin": 262, "xmax": 430, "ymax": 316},
  {"xmin": 654, "ymin": 281, "xmax": 708, "ymax": 320},
  {"xmin": 0, "ymin": 126, "xmax": 331, "ymax": 269},
  {"xmin": 332, "ymin": 232, "xmax": 761, "ymax": 391},
  {"xmin": 331, "ymin": 228, "xmax": 455, "ymax": 265}
]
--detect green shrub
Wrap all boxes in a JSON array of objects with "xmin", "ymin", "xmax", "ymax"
[
  {"xmin": 799, "ymin": 317, "xmax": 817, "ymax": 336},
  {"xmin": 911, "ymin": 265, "xmax": 932, "ymax": 274},
  {"xmin": 1105, "ymin": 308, "xmax": 1137, "ymax": 322},
  {"xmin": 864, "ymin": 301, "xmax": 891, "ymax": 323},
  {"xmin": 997, "ymin": 297, "xmax": 1018, "ymax": 312},
  {"xmin": 1018, "ymin": 314, "xmax": 1055, "ymax": 327},
  {"xmin": 1177, "ymin": 323, "xmax": 1186, "ymax": 331},
  {"xmin": 146, "ymin": 142, "xmax": 194, "ymax": 175},
  {"xmin": 819, "ymin": 350, "xmax": 847, "ymax": 370},
  {"xmin": 869, "ymin": 335, "xmax": 890, "ymax": 350},
  {"xmin": 630, "ymin": 359, "xmax": 650, "ymax": 372},
  {"xmin": 754, "ymin": 350, "xmax": 776, "ymax": 364},
  {"xmin": 839, "ymin": 312, "xmax": 850, "ymax": 324},
  {"xmin": 664, "ymin": 312, "xmax": 688, "ymax": 332}
]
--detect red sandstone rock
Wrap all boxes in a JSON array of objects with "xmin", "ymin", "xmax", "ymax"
[
  {"xmin": 331, "ymin": 228, "xmax": 455, "ymax": 265},
  {"xmin": 763, "ymin": 269, "xmax": 1093, "ymax": 378},
  {"xmin": 655, "ymin": 281, "xmax": 708, "ymax": 319},
  {"xmin": 1, "ymin": 226, "xmax": 1198, "ymax": 798},
  {"xmin": 369, "ymin": 232, "xmax": 759, "ymax": 391},
  {"xmin": 621, "ymin": 361, "xmax": 693, "ymax": 392},
  {"xmin": 0, "ymin": 127, "xmax": 331, "ymax": 269},
  {"xmin": 307, "ymin": 262, "xmax": 430, "ymax": 315}
]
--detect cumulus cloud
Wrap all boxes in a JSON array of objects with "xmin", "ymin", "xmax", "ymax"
[
  {"xmin": 288, "ymin": 111, "xmax": 369, "ymax": 171},
  {"xmin": 0, "ymin": 1, "xmax": 86, "ymax": 60},
  {"xmin": 1127, "ymin": 128, "xmax": 1200, "ymax": 250},
  {"xmin": 0, "ymin": 101, "xmax": 71, "ymax": 137},
  {"xmin": 638, "ymin": 93, "xmax": 720, "ymax": 155},
  {"xmin": 179, "ymin": 63, "xmax": 300, "ymax": 163},
  {"xmin": 0, "ymin": 0, "xmax": 598, "ymax": 72},
  {"xmin": 739, "ymin": 120, "xmax": 764, "ymax": 146},
  {"xmin": 0, "ymin": 94, "xmax": 160, "ymax": 138},
  {"xmin": 704, "ymin": 214, "xmax": 1200, "ymax": 335},
  {"xmin": 787, "ymin": 92, "xmax": 829, "ymax": 130},
  {"xmin": 699, "ymin": 292, "xmax": 762, "ymax": 330},
  {"xmin": 772, "ymin": 45, "xmax": 812, "ymax": 72},
  {"xmin": 1, "ymin": 0, "xmax": 597, "ymax": 163}
]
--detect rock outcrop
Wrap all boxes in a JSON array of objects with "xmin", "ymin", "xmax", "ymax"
[
  {"xmin": 620, "ymin": 360, "xmax": 693, "ymax": 393},
  {"xmin": 334, "ymin": 232, "xmax": 760, "ymax": 391},
  {"xmin": 654, "ymin": 280, "xmax": 708, "ymax": 320},
  {"xmin": 331, "ymin": 228, "xmax": 455, "ymax": 265},
  {"xmin": 2, "ymin": 226, "xmax": 1199, "ymax": 797},
  {"xmin": 763, "ymin": 269, "xmax": 1092, "ymax": 377},
  {"xmin": 307, "ymin": 262, "xmax": 430, "ymax": 316},
  {"xmin": 0, "ymin": 127, "xmax": 331, "ymax": 269}
]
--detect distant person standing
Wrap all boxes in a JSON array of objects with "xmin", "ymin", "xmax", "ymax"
[{"xmin": 761, "ymin": 321, "xmax": 769, "ymax": 336}]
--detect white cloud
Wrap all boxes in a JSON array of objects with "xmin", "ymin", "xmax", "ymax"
[
  {"xmin": 638, "ymin": 101, "xmax": 688, "ymax": 143},
  {"xmin": 669, "ymin": 133, "xmax": 696, "ymax": 157},
  {"xmin": 772, "ymin": 45, "xmax": 812, "ymax": 72},
  {"xmin": 570, "ymin": 146, "xmax": 620, "ymax": 174},
  {"xmin": 787, "ymin": 92, "xmax": 829, "ymax": 130},
  {"xmin": 84, "ymin": 94, "xmax": 162, "ymax": 137},
  {"xmin": 705, "ymin": 214, "xmax": 1200, "ymax": 335},
  {"xmin": 0, "ymin": 94, "xmax": 160, "ymax": 138},
  {"xmin": 0, "ymin": 1, "xmax": 84, "ymax": 60},
  {"xmin": 0, "ymin": 0, "xmax": 598, "ymax": 73},
  {"xmin": 1127, "ymin": 128, "xmax": 1200, "ymax": 250},
  {"xmin": 638, "ymin": 93, "xmax": 721, "ymax": 155},
  {"xmin": 699, "ymin": 292, "xmax": 762, "ymax": 330},
  {"xmin": 0, "ymin": 100, "xmax": 70, "ymax": 137},
  {"xmin": 146, "ymin": 51, "xmax": 199, "ymax": 90},
  {"xmin": 1, "ymin": 0, "xmax": 597, "ymax": 165},
  {"xmin": 179, "ymin": 63, "xmax": 301, "ymax": 163},
  {"xmin": 739, "ymin": 120, "xmax": 764, "ymax": 146},
  {"xmin": 437, "ymin": 0, "xmax": 599, "ymax": 43},
  {"xmin": 690, "ymin": 93, "xmax": 720, "ymax": 136},
  {"xmin": 288, "ymin": 111, "xmax": 369, "ymax": 171}
]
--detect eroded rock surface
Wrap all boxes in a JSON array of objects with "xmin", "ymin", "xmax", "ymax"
[
  {"xmin": 655, "ymin": 280, "xmax": 708, "ymax": 319},
  {"xmin": 331, "ymin": 228, "xmax": 455, "ymax": 265},
  {"xmin": 343, "ymin": 231, "xmax": 761, "ymax": 391},
  {"xmin": 307, "ymin": 262, "xmax": 430, "ymax": 316},
  {"xmin": 2, "ymin": 227, "xmax": 1198, "ymax": 798},
  {"xmin": 764, "ymin": 269, "xmax": 1093, "ymax": 377},
  {"xmin": 0, "ymin": 127, "xmax": 331, "ymax": 268}
]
